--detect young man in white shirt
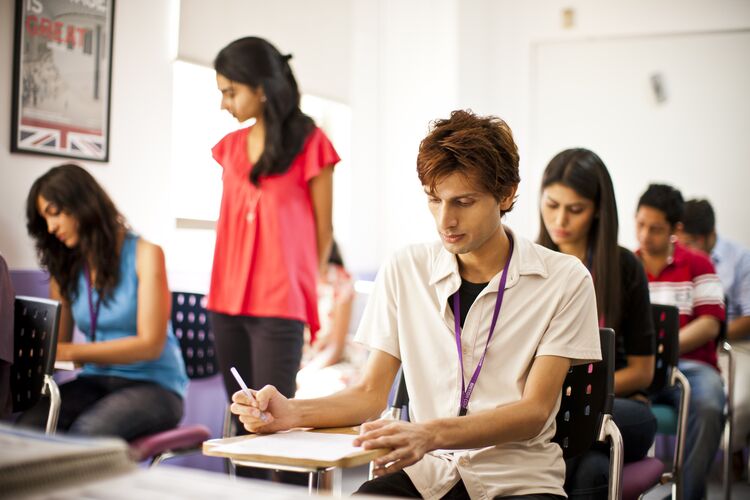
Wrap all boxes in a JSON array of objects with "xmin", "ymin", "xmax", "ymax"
[{"xmin": 231, "ymin": 110, "xmax": 601, "ymax": 499}]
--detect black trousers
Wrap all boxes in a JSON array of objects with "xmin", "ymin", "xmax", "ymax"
[
  {"xmin": 16, "ymin": 375, "xmax": 183, "ymax": 440},
  {"xmin": 355, "ymin": 470, "xmax": 565, "ymax": 499},
  {"xmin": 210, "ymin": 312, "xmax": 305, "ymax": 483}
]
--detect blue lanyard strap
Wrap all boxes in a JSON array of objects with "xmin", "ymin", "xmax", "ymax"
[
  {"xmin": 84, "ymin": 264, "xmax": 102, "ymax": 343},
  {"xmin": 453, "ymin": 233, "xmax": 514, "ymax": 417}
]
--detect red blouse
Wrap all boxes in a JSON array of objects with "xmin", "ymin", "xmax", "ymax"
[{"xmin": 207, "ymin": 126, "xmax": 340, "ymax": 335}]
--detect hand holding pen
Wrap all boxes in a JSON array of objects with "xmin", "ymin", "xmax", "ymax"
[{"xmin": 230, "ymin": 367, "xmax": 270, "ymax": 423}]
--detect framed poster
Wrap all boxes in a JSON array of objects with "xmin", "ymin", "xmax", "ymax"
[{"xmin": 11, "ymin": 0, "xmax": 115, "ymax": 162}]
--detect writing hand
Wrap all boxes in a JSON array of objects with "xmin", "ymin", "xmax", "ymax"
[{"xmin": 231, "ymin": 384, "xmax": 295, "ymax": 434}]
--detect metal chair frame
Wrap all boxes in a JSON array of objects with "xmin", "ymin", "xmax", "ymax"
[
  {"xmin": 718, "ymin": 299, "xmax": 735, "ymax": 500},
  {"xmin": 648, "ymin": 304, "xmax": 691, "ymax": 500},
  {"xmin": 12, "ymin": 296, "xmax": 61, "ymax": 435}
]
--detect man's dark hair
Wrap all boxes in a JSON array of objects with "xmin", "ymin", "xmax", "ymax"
[
  {"xmin": 637, "ymin": 183, "xmax": 684, "ymax": 227},
  {"xmin": 682, "ymin": 199, "xmax": 716, "ymax": 236},
  {"xmin": 416, "ymin": 109, "xmax": 520, "ymax": 215}
]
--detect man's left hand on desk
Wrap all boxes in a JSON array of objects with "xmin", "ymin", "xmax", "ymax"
[{"xmin": 354, "ymin": 419, "xmax": 433, "ymax": 477}]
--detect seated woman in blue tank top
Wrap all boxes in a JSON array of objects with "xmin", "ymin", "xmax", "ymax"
[{"xmin": 17, "ymin": 164, "xmax": 188, "ymax": 440}]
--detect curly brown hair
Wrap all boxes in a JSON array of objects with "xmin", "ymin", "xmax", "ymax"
[
  {"xmin": 26, "ymin": 164, "xmax": 127, "ymax": 302},
  {"xmin": 416, "ymin": 109, "xmax": 520, "ymax": 214}
]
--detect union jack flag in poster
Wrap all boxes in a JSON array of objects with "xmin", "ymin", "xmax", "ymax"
[{"xmin": 18, "ymin": 119, "xmax": 105, "ymax": 160}]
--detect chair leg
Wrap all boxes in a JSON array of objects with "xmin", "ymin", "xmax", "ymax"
[
  {"xmin": 601, "ymin": 415, "xmax": 623, "ymax": 500},
  {"xmin": 149, "ymin": 448, "xmax": 200, "ymax": 467},
  {"xmin": 150, "ymin": 451, "xmax": 171, "ymax": 467},
  {"xmin": 673, "ymin": 369, "xmax": 692, "ymax": 500},
  {"xmin": 44, "ymin": 375, "xmax": 60, "ymax": 436},
  {"xmin": 722, "ymin": 344, "xmax": 735, "ymax": 500},
  {"xmin": 723, "ymin": 420, "xmax": 733, "ymax": 500}
]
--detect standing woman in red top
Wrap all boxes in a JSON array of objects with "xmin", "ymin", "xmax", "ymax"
[{"xmin": 209, "ymin": 37, "xmax": 340, "ymax": 443}]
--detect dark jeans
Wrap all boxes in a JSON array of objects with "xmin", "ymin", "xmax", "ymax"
[
  {"xmin": 16, "ymin": 375, "xmax": 183, "ymax": 440},
  {"xmin": 210, "ymin": 312, "xmax": 305, "ymax": 483},
  {"xmin": 355, "ymin": 470, "xmax": 565, "ymax": 499},
  {"xmin": 564, "ymin": 397, "xmax": 657, "ymax": 500}
]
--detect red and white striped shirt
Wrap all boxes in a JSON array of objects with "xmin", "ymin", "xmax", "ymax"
[{"xmin": 639, "ymin": 242, "xmax": 725, "ymax": 369}]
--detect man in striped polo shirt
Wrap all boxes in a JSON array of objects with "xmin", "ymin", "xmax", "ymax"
[{"xmin": 635, "ymin": 183, "xmax": 726, "ymax": 500}]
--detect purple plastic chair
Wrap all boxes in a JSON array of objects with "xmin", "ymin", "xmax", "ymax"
[
  {"xmin": 622, "ymin": 458, "xmax": 665, "ymax": 500},
  {"xmin": 129, "ymin": 292, "xmax": 217, "ymax": 466}
]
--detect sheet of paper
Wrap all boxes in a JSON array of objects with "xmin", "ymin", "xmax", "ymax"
[
  {"xmin": 54, "ymin": 360, "xmax": 76, "ymax": 371},
  {"xmin": 212, "ymin": 431, "xmax": 364, "ymax": 462}
]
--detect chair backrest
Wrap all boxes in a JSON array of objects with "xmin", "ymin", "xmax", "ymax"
[
  {"xmin": 386, "ymin": 366, "xmax": 409, "ymax": 419},
  {"xmin": 717, "ymin": 294, "xmax": 728, "ymax": 344},
  {"xmin": 553, "ymin": 328, "xmax": 615, "ymax": 459},
  {"xmin": 648, "ymin": 304, "xmax": 680, "ymax": 394},
  {"xmin": 171, "ymin": 292, "xmax": 217, "ymax": 379},
  {"xmin": 11, "ymin": 296, "xmax": 61, "ymax": 413}
]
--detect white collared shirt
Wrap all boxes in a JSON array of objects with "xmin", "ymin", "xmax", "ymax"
[{"xmin": 355, "ymin": 229, "xmax": 601, "ymax": 499}]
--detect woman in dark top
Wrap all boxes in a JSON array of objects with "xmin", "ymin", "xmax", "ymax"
[{"xmin": 538, "ymin": 148, "xmax": 657, "ymax": 499}]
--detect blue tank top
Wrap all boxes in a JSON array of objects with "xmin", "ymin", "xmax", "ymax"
[{"xmin": 71, "ymin": 233, "xmax": 188, "ymax": 398}]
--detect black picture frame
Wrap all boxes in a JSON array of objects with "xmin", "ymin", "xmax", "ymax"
[{"xmin": 11, "ymin": 0, "xmax": 115, "ymax": 162}]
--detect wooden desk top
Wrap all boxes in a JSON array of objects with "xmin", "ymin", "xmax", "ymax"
[{"xmin": 202, "ymin": 426, "xmax": 389, "ymax": 470}]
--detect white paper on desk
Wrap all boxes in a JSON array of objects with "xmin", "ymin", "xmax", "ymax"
[
  {"xmin": 213, "ymin": 431, "xmax": 363, "ymax": 461},
  {"xmin": 54, "ymin": 360, "xmax": 76, "ymax": 371}
]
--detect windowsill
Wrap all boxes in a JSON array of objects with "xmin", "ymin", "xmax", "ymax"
[{"xmin": 175, "ymin": 218, "xmax": 217, "ymax": 230}]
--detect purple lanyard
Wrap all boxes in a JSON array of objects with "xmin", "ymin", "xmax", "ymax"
[
  {"xmin": 84, "ymin": 264, "xmax": 101, "ymax": 343},
  {"xmin": 453, "ymin": 234, "xmax": 514, "ymax": 417}
]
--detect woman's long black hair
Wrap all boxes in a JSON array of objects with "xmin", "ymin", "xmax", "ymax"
[
  {"xmin": 26, "ymin": 164, "xmax": 127, "ymax": 302},
  {"xmin": 537, "ymin": 148, "xmax": 622, "ymax": 327},
  {"xmin": 214, "ymin": 36, "xmax": 314, "ymax": 185}
]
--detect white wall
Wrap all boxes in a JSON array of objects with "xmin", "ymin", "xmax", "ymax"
[
  {"xmin": 457, "ymin": 0, "xmax": 750, "ymax": 248},
  {"xmin": 178, "ymin": 0, "xmax": 353, "ymax": 104},
  {"xmin": 349, "ymin": 0, "xmax": 460, "ymax": 270},
  {"xmin": 0, "ymin": 0, "xmax": 180, "ymax": 269}
]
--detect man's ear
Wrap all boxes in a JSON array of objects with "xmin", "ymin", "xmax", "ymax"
[
  {"xmin": 499, "ymin": 185, "xmax": 519, "ymax": 212},
  {"xmin": 673, "ymin": 221, "xmax": 684, "ymax": 237}
]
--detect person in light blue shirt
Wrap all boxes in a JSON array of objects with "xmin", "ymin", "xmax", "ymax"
[
  {"xmin": 677, "ymin": 198, "xmax": 750, "ymax": 452},
  {"xmin": 17, "ymin": 164, "xmax": 187, "ymax": 440}
]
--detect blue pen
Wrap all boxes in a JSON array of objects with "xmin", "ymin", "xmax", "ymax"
[{"xmin": 230, "ymin": 366, "xmax": 268, "ymax": 422}]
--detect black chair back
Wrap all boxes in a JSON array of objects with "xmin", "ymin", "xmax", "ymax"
[
  {"xmin": 11, "ymin": 296, "xmax": 61, "ymax": 413},
  {"xmin": 391, "ymin": 367, "xmax": 409, "ymax": 407},
  {"xmin": 717, "ymin": 295, "xmax": 728, "ymax": 344},
  {"xmin": 647, "ymin": 304, "xmax": 680, "ymax": 394},
  {"xmin": 171, "ymin": 292, "xmax": 217, "ymax": 379},
  {"xmin": 553, "ymin": 328, "xmax": 615, "ymax": 459}
]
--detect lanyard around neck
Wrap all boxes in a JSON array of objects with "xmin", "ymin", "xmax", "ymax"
[
  {"xmin": 84, "ymin": 264, "xmax": 102, "ymax": 343},
  {"xmin": 453, "ymin": 233, "xmax": 514, "ymax": 417}
]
